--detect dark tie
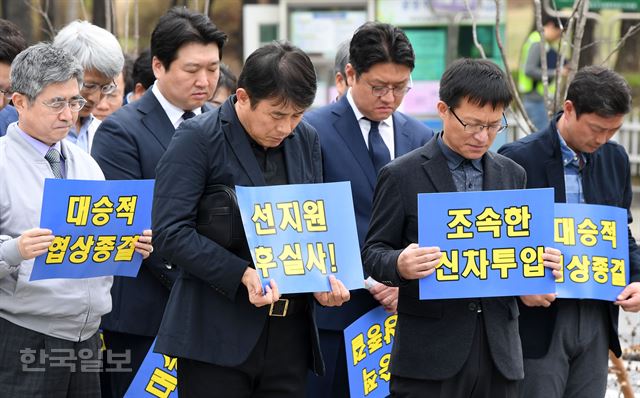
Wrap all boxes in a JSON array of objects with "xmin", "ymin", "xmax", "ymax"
[
  {"xmin": 366, "ymin": 118, "xmax": 391, "ymax": 173},
  {"xmin": 182, "ymin": 111, "xmax": 196, "ymax": 122},
  {"xmin": 45, "ymin": 148, "xmax": 63, "ymax": 179}
]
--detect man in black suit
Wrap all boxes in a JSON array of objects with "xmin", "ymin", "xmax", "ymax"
[
  {"xmin": 362, "ymin": 58, "xmax": 561, "ymax": 398},
  {"xmin": 152, "ymin": 41, "xmax": 350, "ymax": 397},
  {"xmin": 499, "ymin": 66, "xmax": 640, "ymax": 398},
  {"xmin": 304, "ymin": 22, "xmax": 433, "ymax": 397},
  {"xmin": 90, "ymin": 8, "xmax": 227, "ymax": 397}
]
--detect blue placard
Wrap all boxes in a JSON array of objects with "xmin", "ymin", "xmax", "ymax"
[
  {"xmin": 124, "ymin": 339, "xmax": 178, "ymax": 398},
  {"xmin": 418, "ymin": 188, "xmax": 555, "ymax": 299},
  {"xmin": 236, "ymin": 182, "xmax": 364, "ymax": 294},
  {"xmin": 31, "ymin": 179, "xmax": 153, "ymax": 280},
  {"xmin": 344, "ymin": 306, "xmax": 396, "ymax": 398},
  {"xmin": 554, "ymin": 203, "xmax": 629, "ymax": 301}
]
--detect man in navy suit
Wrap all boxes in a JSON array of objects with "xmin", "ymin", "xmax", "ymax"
[
  {"xmin": 152, "ymin": 41, "xmax": 350, "ymax": 397},
  {"xmin": 499, "ymin": 66, "xmax": 640, "ymax": 398},
  {"xmin": 304, "ymin": 22, "xmax": 433, "ymax": 397},
  {"xmin": 90, "ymin": 8, "xmax": 227, "ymax": 397}
]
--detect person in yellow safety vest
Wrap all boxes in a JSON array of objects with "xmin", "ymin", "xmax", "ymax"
[{"xmin": 519, "ymin": 16, "xmax": 565, "ymax": 131}]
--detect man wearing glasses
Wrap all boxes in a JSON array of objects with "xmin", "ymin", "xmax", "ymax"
[
  {"xmin": 362, "ymin": 58, "xmax": 561, "ymax": 398},
  {"xmin": 304, "ymin": 21, "xmax": 433, "ymax": 398},
  {"xmin": 51, "ymin": 20, "xmax": 124, "ymax": 153},
  {"xmin": 0, "ymin": 43, "xmax": 152, "ymax": 398}
]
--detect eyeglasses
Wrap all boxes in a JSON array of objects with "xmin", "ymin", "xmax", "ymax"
[
  {"xmin": 0, "ymin": 87, "xmax": 12, "ymax": 101},
  {"xmin": 448, "ymin": 107, "xmax": 508, "ymax": 134},
  {"xmin": 82, "ymin": 81, "xmax": 117, "ymax": 95},
  {"xmin": 366, "ymin": 82, "xmax": 412, "ymax": 98},
  {"xmin": 102, "ymin": 91, "xmax": 123, "ymax": 104},
  {"xmin": 42, "ymin": 98, "xmax": 87, "ymax": 114}
]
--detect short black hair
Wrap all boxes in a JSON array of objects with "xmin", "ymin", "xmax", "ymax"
[
  {"xmin": 542, "ymin": 15, "xmax": 562, "ymax": 29},
  {"xmin": 237, "ymin": 41, "xmax": 316, "ymax": 111},
  {"xmin": 123, "ymin": 54, "xmax": 134, "ymax": 94},
  {"xmin": 439, "ymin": 58, "xmax": 512, "ymax": 110},
  {"xmin": 349, "ymin": 22, "xmax": 414, "ymax": 76},
  {"xmin": 151, "ymin": 7, "xmax": 227, "ymax": 70},
  {"xmin": 567, "ymin": 66, "xmax": 631, "ymax": 117},
  {"xmin": 0, "ymin": 19, "xmax": 26, "ymax": 65},
  {"xmin": 132, "ymin": 48, "xmax": 154, "ymax": 90},
  {"xmin": 217, "ymin": 63, "xmax": 237, "ymax": 92}
]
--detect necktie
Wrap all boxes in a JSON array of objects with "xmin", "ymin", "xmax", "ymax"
[
  {"xmin": 182, "ymin": 111, "xmax": 196, "ymax": 122},
  {"xmin": 366, "ymin": 118, "xmax": 391, "ymax": 173},
  {"xmin": 45, "ymin": 148, "xmax": 63, "ymax": 179}
]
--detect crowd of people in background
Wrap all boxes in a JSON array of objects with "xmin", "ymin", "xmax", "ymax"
[{"xmin": 0, "ymin": 6, "xmax": 639, "ymax": 398}]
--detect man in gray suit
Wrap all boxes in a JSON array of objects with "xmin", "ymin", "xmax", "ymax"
[{"xmin": 362, "ymin": 58, "xmax": 561, "ymax": 397}]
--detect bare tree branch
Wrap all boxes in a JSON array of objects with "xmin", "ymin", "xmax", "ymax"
[
  {"xmin": 551, "ymin": 13, "xmax": 566, "ymax": 113},
  {"xmin": 464, "ymin": 0, "xmax": 486, "ymax": 59},
  {"xmin": 124, "ymin": 0, "xmax": 130, "ymax": 54},
  {"xmin": 575, "ymin": 39, "xmax": 602, "ymax": 52},
  {"xmin": 601, "ymin": 22, "xmax": 640, "ymax": 65},
  {"xmin": 493, "ymin": 0, "xmax": 536, "ymax": 133},
  {"xmin": 134, "ymin": 0, "xmax": 139, "ymax": 54},
  {"xmin": 24, "ymin": 0, "xmax": 55, "ymax": 39},
  {"xmin": 557, "ymin": 0, "xmax": 580, "ymax": 104},
  {"xmin": 104, "ymin": 0, "xmax": 115, "ymax": 33},
  {"xmin": 79, "ymin": 0, "xmax": 89, "ymax": 21},
  {"xmin": 534, "ymin": 0, "xmax": 552, "ymax": 118},
  {"xmin": 567, "ymin": 0, "xmax": 589, "ymax": 83}
]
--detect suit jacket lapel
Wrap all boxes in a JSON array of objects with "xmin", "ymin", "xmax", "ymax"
[
  {"xmin": 545, "ymin": 159, "xmax": 565, "ymax": 202},
  {"xmin": 393, "ymin": 112, "xmax": 413, "ymax": 157},
  {"xmin": 544, "ymin": 128, "xmax": 567, "ymax": 203},
  {"xmin": 138, "ymin": 90, "xmax": 175, "ymax": 150},
  {"xmin": 284, "ymin": 135, "xmax": 302, "ymax": 184},
  {"xmin": 332, "ymin": 96, "xmax": 377, "ymax": 189},
  {"xmin": 220, "ymin": 100, "xmax": 266, "ymax": 186},
  {"xmin": 482, "ymin": 151, "xmax": 505, "ymax": 190},
  {"xmin": 421, "ymin": 137, "xmax": 457, "ymax": 193}
]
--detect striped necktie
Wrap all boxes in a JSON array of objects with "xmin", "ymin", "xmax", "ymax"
[{"xmin": 45, "ymin": 148, "xmax": 63, "ymax": 179}]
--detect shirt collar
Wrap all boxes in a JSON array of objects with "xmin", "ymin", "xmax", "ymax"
[
  {"xmin": 556, "ymin": 127, "xmax": 586, "ymax": 168},
  {"xmin": 152, "ymin": 82, "xmax": 202, "ymax": 128},
  {"xmin": 437, "ymin": 132, "xmax": 483, "ymax": 172},
  {"xmin": 68, "ymin": 114, "xmax": 94, "ymax": 138},
  {"xmin": 346, "ymin": 88, "xmax": 393, "ymax": 127},
  {"xmin": 15, "ymin": 123, "xmax": 63, "ymax": 158}
]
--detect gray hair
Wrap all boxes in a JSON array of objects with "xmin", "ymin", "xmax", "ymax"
[
  {"xmin": 11, "ymin": 43, "xmax": 83, "ymax": 101},
  {"xmin": 333, "ymin": 40, "xmax": 350, "ymax": 77},
  {"xmin": 53, "ymin": 20, "xmax": 123, "ymax": 79}
]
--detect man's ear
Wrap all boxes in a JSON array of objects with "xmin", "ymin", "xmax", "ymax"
[
  {"xmin": 563, "ymin": 100, "xmax": 574, "ymax": 118},
  {"xmin": 436, "ymin": 101, "xmax": 449, "ymax": 119},
  {"xmin": 11, "ymin": 92, "xmax": 28, "ymax": 113},
  {"xmin": 345, "ymin": 63, "xmax": 357, "ymax": 87},
  {"xmin": 133, "ymin": 83, "xmax": 146, "ymax": 99},
  {"xmin": 236, "ymin": 88, "xmax": 250, "ymax": 105},
  {"xmin": 151, "ymin": 56, "xmax": 164, "ymax": 80}
]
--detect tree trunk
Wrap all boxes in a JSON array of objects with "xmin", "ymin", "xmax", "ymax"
[
  {"xmin": 578, "ymin": 18, "xmax": 597, "ymax": 68},
  {"xmin": 615, "ymin": 17, "xmax": 640, "ymax": 72},
  {"xmin": 93, "ymin": 0, "xmax": 106, "ymax": 27},
  {"xmin": 1, "ymin": 1, "xmax": 33, "ymax": 42}
]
